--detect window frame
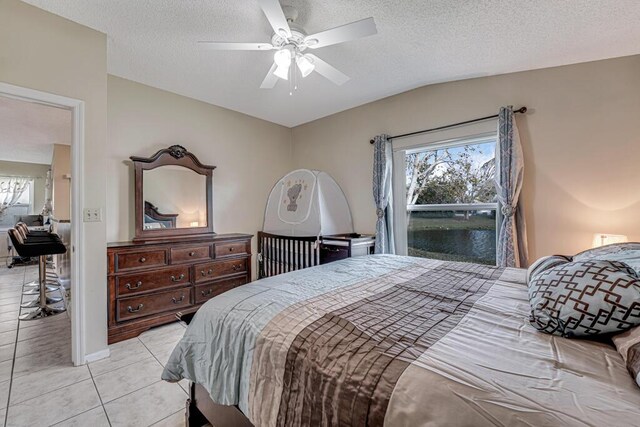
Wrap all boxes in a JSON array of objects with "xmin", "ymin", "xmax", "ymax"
[{"xmin": 393, "ymin": 132, "xmax": 500, "ymax": 264}]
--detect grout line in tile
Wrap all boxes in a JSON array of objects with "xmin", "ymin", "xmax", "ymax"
[
  {"xmin": 4, "ymin": 265, "xmax": 25, "ymax": 427},
  {"xmin": 48, "ymin": 404, "xmax": 103, "ymax": 427},
  {"xmin": 7, "ymin": 367, "xmax": 91, "ymax": 406},
  {"xmin": 138, "ymin": 336, "xmax": 168, "ymax": 368},
  {"xmin": 102, "ymin": 378, "xmax": 164, "ymax": 407},
  {"xmin": 87, "ymin": 362, "xmax": 113, "ymax": 427},
  {"xmin": 151, "ymin": 409, "xmax": 183, "ymax": 427}
]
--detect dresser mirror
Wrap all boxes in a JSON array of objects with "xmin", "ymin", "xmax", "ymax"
[{"xmin": 131, "ymin": 145, "xmax": 215, "ymax": 242}]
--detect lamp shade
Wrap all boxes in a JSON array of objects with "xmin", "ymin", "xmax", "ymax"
[
  {"xmin": 296, "ymin": 55, "xmax": 315, "ymax": 78},
  {"xmin": 592, "ymin": 233, "xmax": 628, "ymax": 248},
  {"xmin": 273, "ymin": 64, "xmax": 289, "ymax": 80},
  {"xmin": 274, "ymin": 49, "xmax": 291, "ymax": 67}
]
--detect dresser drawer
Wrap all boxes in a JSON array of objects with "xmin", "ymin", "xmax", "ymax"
[
  {"xmin": 170, "ymin": 245, "xmax": 211, "ymax": 264},
  {"xmin": 195, "ymin": 276, "xmax": 248, "ymax": 304},
  {"xmin": 116, "ymin": 266, "xmax": 191, "ymax": 297},
  {"xmin": 215, "ymin": 241, "xmax": 248, "ymax": 258},
  {"xmin": 116, "ymin": 287, "xmax": 192, "ymax": 322},
  {"xmin": 195, "ymin": 258, "xmax": 248, "ymax": 283},
  {"xmin": 116, "ymin": 249, "xmax": 167, "ymax": 271}
]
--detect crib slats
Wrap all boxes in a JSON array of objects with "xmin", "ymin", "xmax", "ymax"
[
  {"xmin": 287, "ymin": 238, "xmax": 291, "ymax": 273},
  {"xmin": 257, "ymin": 232, "xmax": 325, "ymax": 279}
]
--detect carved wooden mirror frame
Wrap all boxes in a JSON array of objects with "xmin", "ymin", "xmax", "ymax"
[{"xmin": 131, "ymin": 145, "xmax": 215, "ymax": 242}]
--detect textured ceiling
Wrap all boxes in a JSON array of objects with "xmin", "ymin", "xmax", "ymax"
[
  {"xmin": 22, "ymin": 0, "xmax": 640, "ymax": 127},
  {"xmin": 0, "ymin": 96, "xmax": 71, "ymax": 165}
]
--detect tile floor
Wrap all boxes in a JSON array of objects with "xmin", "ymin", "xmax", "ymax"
[{"xmin": 0, "ymin": 264, "xmax": 190, "ymax": 427}]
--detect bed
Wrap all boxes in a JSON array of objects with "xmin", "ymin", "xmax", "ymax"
[{"xmin": 162, "ymin": 255, "xmax": 640, "ymax": 426}]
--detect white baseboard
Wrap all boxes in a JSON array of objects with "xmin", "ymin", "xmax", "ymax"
[{"xmin": 84, "ymin": 348, "xmax": 110, "ymax": 363}]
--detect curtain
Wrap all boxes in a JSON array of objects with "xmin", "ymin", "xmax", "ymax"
[
  {"xmin": 495, "ymin": 106, "xmax": 528, "ymax": 267},
  {"xmin": 0, "ymin": 177, "xmax": 30, "ymax": 218},
  {"xmin": 372, "ymin": 134, "xmax": 395, "ymax": 254}
]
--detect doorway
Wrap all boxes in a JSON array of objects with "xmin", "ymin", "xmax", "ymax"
[{"xmin": 0, "ymin": 82, "xmax": 85, "ymax": 369}]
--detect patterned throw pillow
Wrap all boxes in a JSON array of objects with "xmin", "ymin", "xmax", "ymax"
[
  {"xmin": 613, "ymin": 326, "xmax": 640, "ymax": 388},
  {"xmin": 574, "ymin": 243, "xmax": 640, "ymax": 275},
  {"xmin": 527, "ymin": 259, "xmax": 640, "ymax": 337},
  {"xmin": 526, "ymin": 255, "xmax": 573, "ymax": 283}
]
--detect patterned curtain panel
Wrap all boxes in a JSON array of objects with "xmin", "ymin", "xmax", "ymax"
[
  {"xmin": 372, "ymin": 134, "xmax": 395, "ymax": 254},
  {"xmin": 495, "ymin": 106, "xmax": 529, "ymax": 267},
  {"xmin": 0, "ymin": 177, "xmax": 30, "ymax": 218}
]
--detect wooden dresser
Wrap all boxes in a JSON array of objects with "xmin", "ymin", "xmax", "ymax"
[{"xmin": 107, "ymin": 233, "xmax": 252, "ymax": 343}]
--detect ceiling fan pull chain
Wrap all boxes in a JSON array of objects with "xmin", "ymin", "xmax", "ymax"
[{"xmin": 289, "ymin": 59, "xmax": 293, "ymax": 96}]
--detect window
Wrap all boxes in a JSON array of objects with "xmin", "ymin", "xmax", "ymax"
[
  {"xmin": 0, "ymin": 178, "xmax": 34, "ymax": 229},
  {"xmin": 402, "ymin": 135, "xmax": 498, "ymax": 265}
]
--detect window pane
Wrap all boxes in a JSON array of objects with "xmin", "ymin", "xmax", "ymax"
[
  {"xmin": 0, "ymin": 205, "xmax": 30, "ymax": 229},
  {"xmin": 406, "ymin": 141, "xmax": 496, "ymax": 205},
  {"xmin": 407, "ymin": 210, "xmax": 496, "ymax": 265},
  {"xmin": 15, "ymin": 182, "xmax": 31, "ymax": 205}
]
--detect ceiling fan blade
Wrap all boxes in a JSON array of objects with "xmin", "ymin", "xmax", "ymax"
[
  {"xmin": 304, "ymin": 17, "xmax": 377, "ymax": 49},
  {"xmin": 306, "ymin": 54, "xmax": 350, "ymax": 86},
  {"xmin": 198, "ymin": 42, "xmax": 274, "ymax": 51},
  {"xmin": 260, "ymin": 63, "xmax": 279, "ymax": 89},
  {"xmin": 258, "ymin": 0, "xmax": 292, "ymax": 38}
]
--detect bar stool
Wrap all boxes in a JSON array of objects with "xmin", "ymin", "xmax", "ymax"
[
  {"xmin": 8, "ymin": 228, "xmax": 67, "ymax": 320},
  {"xmin": 15, "ymin": 223, "xmax": 61, "ymax": 296}
]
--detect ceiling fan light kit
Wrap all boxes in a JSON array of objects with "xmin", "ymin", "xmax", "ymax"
[
  {"xmin": 296, "ymin": 55, "xmax": 315, "ymax": 78},
  {"xmin": 199, "ymin": 0, "xmax": 377, "ymax": 90}
]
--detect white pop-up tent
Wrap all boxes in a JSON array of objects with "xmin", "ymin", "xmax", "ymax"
[{"xmin": 263, "ymin": 169, "xmax": 354, "ymax": 237}]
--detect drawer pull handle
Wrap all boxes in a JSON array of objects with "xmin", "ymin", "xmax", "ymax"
[
  {"xmin": 189, "ymin": 251, "xmax": 195, "ymax": 257},
  {"xmin": 139, "ymin": 257, "xmax": 146, "ymax": 263},
  {"xmin": 232, "ymin": 264, "xmax": 242, "ymax": 271},
  {"xmin": 171, "ymin": 274, "xmax": 185, "ymax": 282},
  {"xmin": 200, "ymin": 269, "xmax": 213, "ymax": 276},
  {"xmin": 125, "ymin": 281, "xmax": 142, "ymax": 290},
  {"xmin": 229, "ymin": 247, "xmax": 234, "ymax": 251},
  {"xmin": 127, "ymin": 304, "xmax": 144, "ymax": 313},
  {"xmin": 172, "ymin": 295, "xmax": 186, "ymax": 304},
  {"xmin": 201, "ymin": 289, "xmax": 213, "ymax": 297}
]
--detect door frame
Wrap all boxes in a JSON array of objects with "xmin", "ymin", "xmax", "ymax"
[{"xmin": 0, "ymin": 82, "xmax": 86, "ymax": 365}]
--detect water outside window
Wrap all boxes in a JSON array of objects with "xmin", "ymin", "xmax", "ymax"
[
  {"xmin": 407, "ymin": 210, "xmax": 496, "ymax": 264},
  {"xmin": 405, "ymin": 138, "xmax": 498, "ymax": 265}
]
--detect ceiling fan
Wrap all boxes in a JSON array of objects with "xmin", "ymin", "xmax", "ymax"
[{"xmin": 198, "ymin": 0, "xmax": 377, "ymax": 89}]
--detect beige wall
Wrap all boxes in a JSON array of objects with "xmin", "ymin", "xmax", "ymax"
[
  {"xmin": 0, "ymin": 0, "xmax": 108, "ymax": 355},
  {"xmin": 291, "ymin": 55, "xmax": 640, "ymax": 262},
  {"xmin": 2, "ymin": 0, "xmax": 639, "ymax": 358},
  {"xmin": 0, "ymin": 160, "xmax": 50, "ymax": 214},
  {"xmin": 51, "ymin": 144, "xmax": 71, "ymax": 220},
  {"xmin": 106, "ymin": 75, "xmax": 293, "ymax": 272}
]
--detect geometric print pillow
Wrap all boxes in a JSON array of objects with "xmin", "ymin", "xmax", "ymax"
[
  {"xmin": 526, "ymin": 255, "xmax": 573, "ymax": 283},
  {"xmin": 528, "ymin": 259, "xmax": 640, "ymax": 337},
  {"xmin": 574, "ymin": 242, "xmax": 640, "ymax": 275}
]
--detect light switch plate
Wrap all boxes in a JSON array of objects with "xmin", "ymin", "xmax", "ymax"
[{"xmin": 83, "ymin": 208, "xmax": 102, "ymax": 222}]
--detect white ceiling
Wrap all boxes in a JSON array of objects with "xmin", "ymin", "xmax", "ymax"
[
  {"xmin": 0, "ymin": 96, "xmax": 71, "ymax": 165},
  {"xmin": 22, "ymin": 0, "xmax": 640, "ymax": 127}
]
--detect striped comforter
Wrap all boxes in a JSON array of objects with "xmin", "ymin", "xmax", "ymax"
[{"xmin": 162, "ymin": 255, "xmax": 640, "ymax": 426}]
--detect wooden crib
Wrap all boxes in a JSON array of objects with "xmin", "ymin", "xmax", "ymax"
[{"xmin": 257, "ymin": 232, "xmax": 375, "ymax": 279}]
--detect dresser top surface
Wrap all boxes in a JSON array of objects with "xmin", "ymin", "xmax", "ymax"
[{"xmin": 108, "ymin": 233, "xmax": 253, "ymax": 249}]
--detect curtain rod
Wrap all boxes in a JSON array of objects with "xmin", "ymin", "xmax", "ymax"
[{"xmin": 369, "ymin": 106, "xmax": 527, "ymax": 144}]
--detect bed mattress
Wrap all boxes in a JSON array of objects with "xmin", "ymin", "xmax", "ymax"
[{"xmin": 162, "ymin": 255, "xmax": 640, "ymax": 426}]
